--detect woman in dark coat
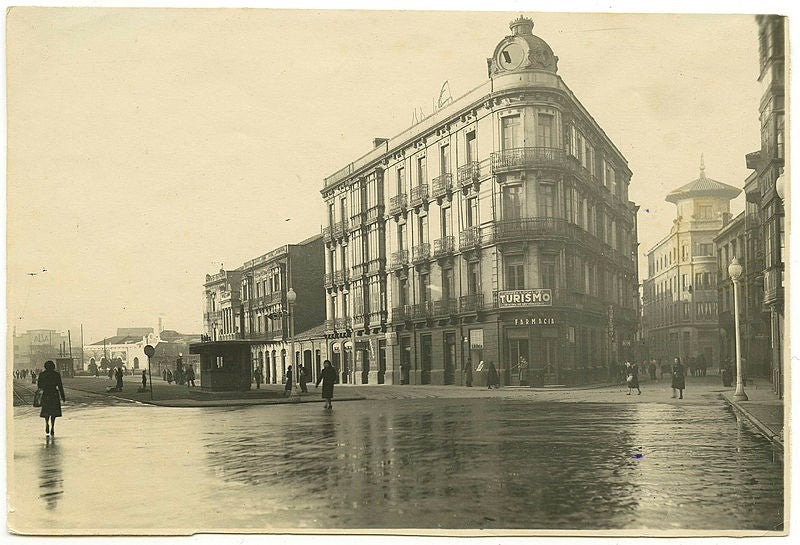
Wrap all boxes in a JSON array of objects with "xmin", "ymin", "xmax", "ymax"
[
  {"xmin": 37, "ymin": 360, "xmax": 66, "ymax": 436},
  {"xmin": 486, "ymin": 361, "xmax": 500, "ymax": 389},
  {"xmin": 671, "ymin": 357, "xmax": 686, "ymax": 399},
  {"xmin": 625, "ymin": 360, "xmax": 641, "ymax": 395},
  {"xmin": 316, "ymin": 360, "xmax": 337, "ymax": 409}
]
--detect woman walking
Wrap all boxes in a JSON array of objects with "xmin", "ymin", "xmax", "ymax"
[
  {"xmin": 284, "ymin": 365, "xmax": 293, "ymax": 396},
  {"xmin": 671, "ymin": 357, "xmax": 686, "ymax": 399},
  {"xmin": 37, "ymin": 360, "xmax": 66, "ymax": 437},
  {"xmin": 625, "ymin": 360, "xmax": 641, "ymax": 395},
  {"xmin": 316, "ymin": 360, "xmax": 337, "ymax": 410}
]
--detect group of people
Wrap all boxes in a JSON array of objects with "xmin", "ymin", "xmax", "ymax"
[
  {"xmin": 160, "ymin": 364, "xmax": 195, "ymax": 387},
  {"xmin": 13, "ymin": 368, "xmax": 40, "ymax": 383},
  {"xmin": 623, "ymin": 357, "xmax": 686, "ymax": 399},
  {"xmin": 281, "ymin": 364, "xmax": 310, "ymax": 395}
]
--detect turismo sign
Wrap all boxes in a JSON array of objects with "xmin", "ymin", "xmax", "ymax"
[{"xmin": 497, "ymin": 289, "xmax": 552, "ymax": 308}]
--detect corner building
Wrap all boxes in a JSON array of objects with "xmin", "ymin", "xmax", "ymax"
[{"xmin": 321, "ymin": 17, "xmax": 639, "ymax": 386}]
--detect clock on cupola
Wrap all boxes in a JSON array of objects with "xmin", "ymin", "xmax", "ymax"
[{"xmin": 489, "ymin": 15, "xmax": 559, "ymax": 76}]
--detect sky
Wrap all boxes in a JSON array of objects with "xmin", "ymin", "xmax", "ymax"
[{"xmin": 5, "ymin": 6, "xmax": 771, "ymax": 345}]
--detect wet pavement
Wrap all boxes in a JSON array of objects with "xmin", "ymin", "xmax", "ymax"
[{"xmin": 9, "ymin": 379, "xmax": 784, "ymax": 534}]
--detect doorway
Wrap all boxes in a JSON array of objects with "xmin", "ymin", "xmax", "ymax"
[
  {"xmin": 378, "ymin": 340, "xmax": 386, "ymax": 384},
  {"xmin": 507, "ymin": 335, "xmax": 530, "ymax": 386},
  {"xmin": 400, "ymin": 337, "xmax": 411, "ymax": 385},
  {"xmin": 444, "ymin": 333, "xmax": 456, "ymax": 385},
  {"xmin": 421, "ymin": 335, "xmax": 432, "ymax": 385}
]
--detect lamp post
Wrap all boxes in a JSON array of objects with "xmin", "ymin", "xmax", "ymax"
[
  {"xmin": 287, "ymin": 287, "xmax": 300, "ymax": 398},
  {"xmin": 728, "ymin": 257, "xmax": 748, "ymax": 401}
]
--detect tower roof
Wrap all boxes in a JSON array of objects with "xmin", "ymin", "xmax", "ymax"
[
  {"xmin": 490, "ymin": 15, "xmax": 559, "ymax": 76},
  {"xmin": 665, "ymin": 157, "xmax": 741, "ymax": 203}
]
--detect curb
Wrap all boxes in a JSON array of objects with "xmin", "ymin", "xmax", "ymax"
[{"xmin": 721, "ymin": 394, "xmax": 784, "ymax": 449}]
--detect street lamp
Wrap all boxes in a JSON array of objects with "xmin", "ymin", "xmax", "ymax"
[
  {"xmin": 728, "ymin": 257, "xmax": 748, "ymax": 401},
  {"xmin": 287, "ymin": 287, "xmax": 300, "ymax": 399}
]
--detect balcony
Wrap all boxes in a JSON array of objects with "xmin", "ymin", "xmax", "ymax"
[
  {"xmin": 433, "ymin": 236, "xmax": 455, "ymax": 258},
  {"xmin": 365, "ymin": 205, "xmax": 385, "ymax": 223},
  {"xmin": 410, "ymin": 184, "xmax": 429, "ymax": 208},
  {"xmin": 389, "ymin": 193, "xmax": 408, "ymax": 216},
  {"xmin": 322, "ymin": 225, "xmax": 332, "ymax": 243},
  {"xmin": 332, "ymin": 219, "xmax": 349, "ymax": 240},
  {"xmin": 763, "ymin": 267, "xmax": 784, "ymax": 305},
  {"xmin": 411, "ymin": 242, "xmax": 431, "ymax": 264},
  {"xmin": 244, "ymin": 329, "xmax": 285, "ymax": 342},
  {"xmin": 459, "ymin": 293, "xmax": 485, "ymax": 313},
  {"xmin": 411, "ymin": 301, "xmax": 433, "ymax": 320},
  {"xmin": 431, "ymin": 173, "xmax": 453, "ymax": 199},
  {"xmin": 266, "ymin": 291, "xmax": 284, "ymax": 305},
  {"xmin": 366, "ymin": 258, "xmax": 384, "ymax": 274},
  {"xmin": 491, "ymin": 147, "xmax": 566, "ymax": 174},
  {"xmin": 457, "ymin": 161, "xmax": 480, "ymax": 187},
  {"xmin": 391, "ymin": 305, "xmax": 411, "ymax": 322},
  {"xmin": 324, "ymin": 319, "xmax": 336, "ymax": 333},
  {"xmin": 389, "ymin": 249, "xmax": 410, "ymax": 270},
  {"xmin": 368, "ymin": 309, "xmax": 387, "ymax": 325},
  {"xmin": 324, "ymin": 273, "xmax": 334, "ymax": 289},
  {"xmin": 335, "ymin": 317, "xmax": 352, "ymax": 331},
  {"xmin": 349, "ymin": 213, "xmax": 364, "ymax": 229},
  {"xmin": 433, "ymin": 298, "xmax": 458, "ymax": 317},
  {"xmin": 333, "ymin": 269, "xmax": 350, "ymax": 286},
  {"xmin": 493, "ymin": 217, "xmax": 568, "ymax": 242},
  {"xmin": 459, "ymin": 226, "xmax": 483, "ymax": 250}
]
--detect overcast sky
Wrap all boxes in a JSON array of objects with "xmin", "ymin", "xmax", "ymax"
[{"xmin": 6, "ymin": 7, "xmax": 769, "ymax": 343}]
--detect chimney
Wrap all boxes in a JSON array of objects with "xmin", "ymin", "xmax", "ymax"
[{"xmin": 373, "ymin": 137, "xmax": 388, "ymax": 148}]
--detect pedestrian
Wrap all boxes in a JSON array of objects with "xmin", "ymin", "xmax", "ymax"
[
  {"xmin": 166, "ymin": 369, "xmax": 173, "ymax": 384},
  {"xmin": 162, "ymin": 368, "xmax": 167, "ymax": 382},
  {"xmin": 31, "ymin": 370, "xmax": 37, "ymax": 384},
  {"xmin": 316, "ymin": 359, "xmax": 337, "ymax": 410},
  {"xmin": 465, "ymin": 360, "xmax": 473, "ymax": 387},
  {"xmin": 254, "ymin": 365, "xmax": 262, "ymax": 390},
  {"xmin": 648, "ymin": 359, "xmax": 657, "ymax": 381},
  {"xmin": 37, "ymin": 360, "xmax": 66, "ymax": 437},
  {"xmin": 284, "ymin": 365, "xmax": 293, "ymax": 396},
  {"xmin": 141, "ymin": 370, "xmax": 147, "ymax": 391},
  {"xmin": 486, "ymin": 361, "xmax": 500, "ymax": 389},
  {"xmin": 186, "ymin": 365, "xmax": 195, "ymax": 388},
  {"xmin": 625, "ymin": 360, "xmax": 641, "ymax": 395},
  {"xmin": 671, "ymin": 357, "xmax": 686, "ymax": 399},
  {"xmin": 299, "ymin": 365, "xmax": 308, "ymax": 393},
  {"xmin": 114, "ymin": 366, "xmax": 124, "ymax": 391}
]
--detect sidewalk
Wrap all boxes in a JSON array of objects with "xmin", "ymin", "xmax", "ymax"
[
  {"xmin": 59, "ymin": 377, "xmax": 365, "ymax": 407},
  {"xmin": 720, "ymin": 379, "xmax": 784, "ymax": 448}
]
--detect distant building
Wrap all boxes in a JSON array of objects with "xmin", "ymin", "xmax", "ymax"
[
  {"xmin": 642, "ymin": 161, "xmax": 740, "ymax": 367},
  {"xmin": 321, "ymin": 16, "xmax": 639, "ymax": 386},
  {"xmin": 743, "ymin": 15, "xmax": 786, "ymax": 397},
  {"xmin": 12, "ymin": 328, "xmax": 72, "ymax": 370},
  {"xmin": 202, "ymin": 234, "xmax": 326, "ymax": 385},
  {"xmin": 83, "ymin": 328, "xmax": 157, "ymax": 372}
]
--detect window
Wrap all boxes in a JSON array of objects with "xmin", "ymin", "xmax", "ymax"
[
  {"xmin": 398, "ymin": 277, "xmax": 408, "ymax": 306},
  {"xmin": 538, "ymin": 183, "xmax": 554, "ymax": 218},
  {"xmin": 467, "ymin": 261, "xmax": 480, "ymax": 295},
  {"xmin": 502, "ymin": 115, "xmax": 522, "ymax": 150},
  {"xmin": 465, "ymin": 197, "xmax": 478, "ymax": 227},
  {"xmin": 697, "ymin": 243, "xmax": 713, "ymax": 256},
  {"xmin": 419, "ymin": 273, "xmax": 430, "ymax": 303},
  {"xmin": 505, "ymin": 255, "xmax": 525, "ymax": 290},
  {"xmin": 397, "ymin": 167, "xmax": 406, "ymax": 194},
  {"xmin": 441, "ymin": 205, "xmax": 451, "ymax": 238},
  {"xmin": 776, "ymin": 113, "xmax": 785, "ymax": 159},
  {"xmin": 340, "ymin": 197, "xmax": 347, "ymax": 224},
  {"xmin": 417, "ymin": 156, "xmax": 427, "ymax": 185},
  {"xmin": 442, "ymin": 268, "xmax": 454, "ymax": 300},
  {"xmin": 466, "ymin": 131, "xmax": 477, "ymax": 163},
  {"xmin": 503, "ymin": 185, "xmax": 523, "ymax": 219},
  {"xmin": 328, "ymin": 202, "xmax": 335, "ymax": 227},
  {"xmin": 440, "ymin": 144, "xmax": 450, "ymax": 175},
  {"xmin": 397, "ymin": 224, "xmax": 405, "ymax": 252},
  {"xmin": 417, "ymin": 214, "xmax": 428, "ymax": 245},
  {"xmin": 537, "ymin": 113, "xmax": 553, "ymax": 148},
  {"xmin": 698, "ymin": 205, "xmax": 713, "ymax": 219},
  {"xmin": 540, "ymin": 256, "xmax": 556, "ymax": 290}
]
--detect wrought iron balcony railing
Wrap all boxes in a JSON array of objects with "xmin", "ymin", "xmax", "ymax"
[
  {"xmin": 459, "ymin": 293, "xmax": 485, "ymax": 313},
  {"xmin": 493, "ymin": 218, "xmax": 568, "ymax": 242},
  {"xmin": 431, "ymin": 173, "xmax": 453, "ymax": 198},
  {"xmin": 432, "ymin": 298, "xmax": 458, "ymax": 317},
  {"xmin": 410, "ymin": 184, "xmax": 429, "ymax": 207},
  {"xmin": 491, "ymin": 147, "xmax": 566, "ymax": 173},
  {"xmin": 411, "ymin": 243, "xmax": 431, "ymax": 264},
  {"xmin": 457, "ymin": 161, "xmax": 480, "ymax": 186},
  {"xmin": 459, "ymin": 226, "xmax": 482, "ymax": 250},
  {"xmin": 389, "ymin": 193, "xmax": 408, "ymax": 216},
  {"xmin": 433, "ymin": 236, "xmax": 455, "ymax": 258},
  {"xmin": 390, "ymin": 249, "xmax": 410, "ymax": 270}
]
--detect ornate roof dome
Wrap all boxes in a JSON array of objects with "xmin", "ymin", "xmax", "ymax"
[
  {"xmin": 489, "ymin": 15, "xmax": 559, "ymax": 76},
  {"xmin": 665, "ymin": 157, "xmax": 741, "ymax": 203}
]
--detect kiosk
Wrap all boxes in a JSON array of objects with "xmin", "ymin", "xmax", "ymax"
[{"xmin": 189, "ymin": 341, "xmax": 252, "ymax": 391}]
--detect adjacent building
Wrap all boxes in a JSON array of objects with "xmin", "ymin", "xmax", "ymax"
[
  {"xmin": 321, "ymin": 16, "xmax": 640, "ymax": 387},
  {"xmin": 12, "ymin": 328, "xmax": 73, "ymax": 371},
  {"xmin": 641, "ymin": 162, "xmax": 740, "ymax": 367},
  {"xmin": 83, "ymin": 327, "xmax": 159, "ymax": 372},
  {"xmin": 201, "ymin": 234, "xmax": 326, "ymax": 385},
  {"xmin": 743, "ymin": 15, "xmax": 786, "ymax": 397}
]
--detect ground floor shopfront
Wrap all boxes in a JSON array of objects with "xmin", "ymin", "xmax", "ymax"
[{"xmin": 389, "ymin": 308, "xmax": 636, "ymax": 387}]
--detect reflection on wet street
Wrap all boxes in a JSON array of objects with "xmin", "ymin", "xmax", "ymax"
[{"xmin": 10, "ymin": 397, "xmax": 783, "ymax": 532}]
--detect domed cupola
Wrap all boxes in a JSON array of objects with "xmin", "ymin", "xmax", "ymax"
[{"xmin": 489, "ymin": 15, "xmax": 559, "ymax": 76}]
